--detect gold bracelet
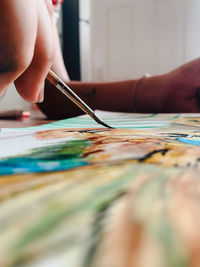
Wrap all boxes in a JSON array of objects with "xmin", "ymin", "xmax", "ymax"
[{"xmin": 131, "ymin": 74, "xmax": 150, "ymax": 112}]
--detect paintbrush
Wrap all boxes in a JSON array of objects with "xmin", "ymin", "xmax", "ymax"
[{"xmin": 47, "ymin": 70, "xmax": 113, "ymax": 129}]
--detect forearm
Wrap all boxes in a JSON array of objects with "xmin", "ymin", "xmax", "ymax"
[
  {"xmin": 38, "ymin": 79, "xmax": 138, "ymax": 119},
  {"xmin": 69, "ymin": 80, "xmax": 138, "ymax": 112},
  {"xmin": 38, "ymin": 70, "xmax": 171, "ymax": 119}
]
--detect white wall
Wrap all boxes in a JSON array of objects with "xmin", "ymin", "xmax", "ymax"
[{"xmin": 80, "ymin": 0, "xmax": 200, "ymax": 82}]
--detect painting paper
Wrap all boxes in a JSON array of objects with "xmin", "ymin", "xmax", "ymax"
[{"xmin": 1, "ymin": 111, "xmax": 200, "ymax": 267}]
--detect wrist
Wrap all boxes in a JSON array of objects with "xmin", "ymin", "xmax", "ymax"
[
  {"xmin": 131, "ymin": 75, "xmax": 150, "ymax": 112},
  {"xmin": 134, "ymin": 73, "xmax": 175, "ymax": 113}
]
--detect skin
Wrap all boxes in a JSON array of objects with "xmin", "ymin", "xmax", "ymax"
[
  {"xmin": 0, "ymin": 0, "xmax": 54, "ymax": 103},
  {"xmin": 135, "ymin": 59, "xmax": 200, "ymax": 113}
]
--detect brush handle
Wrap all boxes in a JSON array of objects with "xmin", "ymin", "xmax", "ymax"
[
  {"xmin": 47, "ymin": 70, "xmax": 112, "ymax": 128},
  {"xmin": 47, "ymin": 70, "xmax": 96, "ymax": 115}
]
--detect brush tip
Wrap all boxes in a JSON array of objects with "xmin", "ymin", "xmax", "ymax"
[
  {"xmin": 100, "ymin": 122, "xmax": 114, "ymax": 129},
  {"xmin": 93, "ymin": 113, "xmax": 114, "ymax": 129}
]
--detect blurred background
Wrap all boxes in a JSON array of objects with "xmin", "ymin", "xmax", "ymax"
[{"xmin": 1, "ymin": 0, "xmax": 200, "ymax": 110}]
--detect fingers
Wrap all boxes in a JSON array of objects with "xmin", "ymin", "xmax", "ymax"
[
  {"xmin": 51, "ymin": 24, "xmax": 69, "ymax": 80},
  {"xmin": 44, "ymin": 0, "xmax": 55, "ymax": 18},
  {"xmin": 15, "ymin": 0, "xmax": 55, "ymax": 103},
  {"xmin": 0, "ymin": 0, "xmax": 38, "ymax": 93}
]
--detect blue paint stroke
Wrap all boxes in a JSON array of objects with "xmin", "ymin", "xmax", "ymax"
[
  {"xmin": 0, "ymin": 139, "xmax": 91, "ymax": 176},
  {"xmin": 177, "ymin": 137, "xmax": 200, "ymax": 146},
  {"xmin": 0, "ymin": 158, "xmax": 88, "ymax": 175}
]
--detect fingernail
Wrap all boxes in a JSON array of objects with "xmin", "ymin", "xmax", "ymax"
[
  {"xmin": 0, "ymin": 88, "xmax": 8, "ymax": 99},
  {"xmin": 37, "ymin": 88, "xmax": 44, "ymax": 103}
]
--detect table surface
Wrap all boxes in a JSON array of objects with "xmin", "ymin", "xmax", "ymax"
[{"xmin": 0, "ymin": 110, "xmax": 52, "ymax": 128}]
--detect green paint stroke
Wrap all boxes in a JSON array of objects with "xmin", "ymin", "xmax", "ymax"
[
  {"xmin": 151, "ymin": 218, "xmax": 188, "ymax": 267},
  {"xmin": 131, "ymin": 169, "xmax": 188, "ymax": 266},
  {"xmin": 28, "ymin": 139, "xmax": 91, "ymax": 160},
  {"xmin": 12, "ymin": 165, "xmax": 139, "ymax": 265}
]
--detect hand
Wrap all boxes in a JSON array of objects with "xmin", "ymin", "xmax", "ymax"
[
  {"xmin": 0, "ymin": 0, "xmax": 55, "ymax": 103},
  {"xmin": 135, "ymin": 58, "xmax": 200, "ymax": 113}
]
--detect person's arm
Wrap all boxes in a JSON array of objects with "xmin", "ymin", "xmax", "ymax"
[
  {"xmin": 38, "ymin": 24, "xmax": 200, "ymax": 118},
  {"xmin": 39, "ymin": 57, "xmax": 200, "ymax": 119},
  {"xmin": 39, "ymin": 78, "xmax": 140, "ymax": 119}
]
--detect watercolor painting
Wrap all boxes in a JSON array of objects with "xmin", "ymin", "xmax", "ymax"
[
  {"xmin": 0, "ymin": 111, "xmax": 198, "ymax": 176},
  {"xmin": 1, "ymin": 112, "xmax": 200, "ymax": 267}
]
